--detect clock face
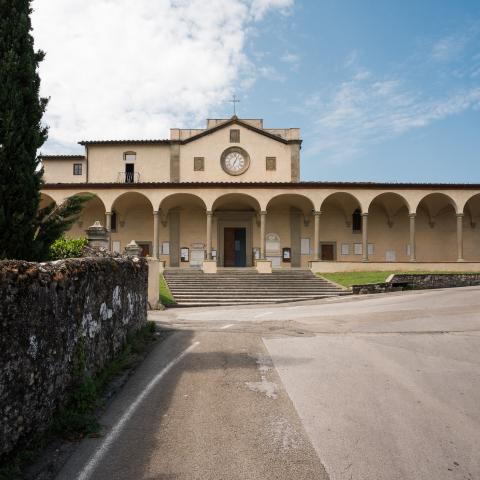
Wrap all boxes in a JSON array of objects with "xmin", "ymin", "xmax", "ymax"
[
  {"xmin": 224, "ymin": 152, "xmax": 246, "ymax": 173},
  {"xmin": 221, "ymin": 147, "xmax": 250, "ymax": 175}
]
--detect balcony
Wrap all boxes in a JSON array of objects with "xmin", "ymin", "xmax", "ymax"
[{"xmin": 117, "ymin": 171, "xmax": 140, "ymax": 183}]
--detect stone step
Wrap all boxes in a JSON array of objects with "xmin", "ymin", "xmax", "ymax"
[{"xmin": 163, "ymin": 269, "xmax": 348, "ymax": 306}]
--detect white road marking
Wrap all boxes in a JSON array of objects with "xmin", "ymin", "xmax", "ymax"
[
  {"xmin": 220, "ymin": 324, "xmax": 234, "ymax": 329},
  {"xmin": 254, "ymin": 311, "xmax": 273, "ymax": 319},
  {"xmin": 77, "ymin": 341, "xmax": 200, "ymax": 480}
]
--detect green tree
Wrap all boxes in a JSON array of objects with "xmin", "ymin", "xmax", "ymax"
[
  {"xmin": 0, "ymin": 1, "xmax": 91, "ymax": 261},
  {"xmin": 0, "ymin": 0, "xmax": 49, "ymax": 260}
]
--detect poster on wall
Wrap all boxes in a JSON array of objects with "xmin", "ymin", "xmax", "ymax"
[{"xmin": 180, "ymin": 247, "xmax": 189, "ymax": 262}]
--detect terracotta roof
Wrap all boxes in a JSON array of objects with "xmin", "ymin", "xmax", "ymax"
[
  {"xmin": 42, "ymin": 181, "xmax": 480, "ymax": 190},
  {"xmin": 78, "ymin": 139, "xmax": 171, "ymax": 146},
  {"xmin": 40, "ymin": 155, "xmax": 86, "ymax": 160}
]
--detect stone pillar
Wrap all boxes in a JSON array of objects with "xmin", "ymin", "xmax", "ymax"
[
  {"xmin": 105, "ymin": 212, "xmax": 112, "ymax": 232},
  {"xmin": 457, "ymin": 213, "xmax": 464, "ymax": 262},
  {"xmin": 409, "ymin": 213, "xmax": 416, "ymax": 262},
  {"xmin": 153, "ymin": 211, "xmax": 159, "ymax": 259},
  {"xmin": 125, "ymin": 240, "xmax": 142, "ymax": 258},
  {"xmin": 86, "ymin": 221, "xmax": 109, "ymax": 250},
  {"xmin": 362, "ymin": 213, "xmax": 369, "ymax": 262},
  {"xmin": 313, "ymin": 211, "xmax": 321, "ymax": 261},
  {"xmin": 105, "ymin": 212, "xmax": 112, "ymax": 251},
  {"xmin": 206, "ymin": 210, "xmax": 213, "ymax": 259},
  {"xmin": 260, "ymin": 211, "xmax": 267, "ymax": 260}
]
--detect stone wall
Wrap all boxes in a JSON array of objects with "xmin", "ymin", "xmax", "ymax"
[
  {"xmin": 0, "ymin": 257, "xmax": 147, "ymax": 458},
  {"xmin": 352, "ymin": 273, "xmax": 480, "ymax": 294}
]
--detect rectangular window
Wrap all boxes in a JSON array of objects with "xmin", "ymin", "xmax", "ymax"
[
  {"xmin": 124, "ymin": 152, "xmax": 136, "ymax": 162},
  {"xmin": 162, "ymin": 242, "xmax": 170, "ymax": 255},
  {"xmin": 194, "ymin": 157, "xmax": 205, "ymax": 171},
  {"xmin": 341, "ymin": 243, "xmax": 350, "ymax": 255},
  {"xmin": 266, "ymin": 157, "xmax": 276, "ymax": 171},
  {"xmin": 367, "ymin": 243, "xmax": 374, "ymax": 255},
  {"xmin": 354, "ymin": 243, "xmax": 363, "ymax": 255},
  {"xmin": 230, "ymin": 129, "xmax": 240, "ymax": 143},
  {"xmin": 73, "ymin": 163, "xmax": 82, "ymax": 175}
]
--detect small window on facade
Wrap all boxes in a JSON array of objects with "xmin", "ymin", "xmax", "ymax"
[
  {"xmin": 111, "ymin": 211, "xmax": 117, "ymax": 232},
  {"xmin": 352, "ymin": 208, "xmax": 362, "ymax": 232},
  {"xmin": 124, "ymin": 151, "xmax": 136, "ymax": 162},
  {"xmin": 194, "ymin": 157, "xmax": 205, "ymax": 171},
  {"xmin": 73, "ymin": 163, "xmax": 82, "ymax": 175},
  {"xmin": 266, "ymin": 157, "xmax": 276, "ymax": 171},
  {"xmin": 230, "ymin": 129, "xmax": 240, "ymax": 143}
]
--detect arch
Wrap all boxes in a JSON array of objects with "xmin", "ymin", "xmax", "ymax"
[
  {"xmin": 65, "ymin": 192, "xmax": 107, "ymax": 237},
  {"xmin": 111, "ymin": 191, "xmax": 154, "ymax": 212},
  {"xmin": 159, "ymin": 193, "xmax": 206, "ymax": 213},
  {"xmin": 266, "ymin": 193, "xmax": 314, "ymax": 215},
  {"xmin": 39, "ymin": 193, "xmax": 56, "ymax": 209},
  {"xmin": 320, "ymin": 192, "xmax": 362, "ymax": 221},
  {"xmin": 212, "ymin": 193, "xmax": 261, "ymax": 212},
  {"xmin": 463, "ymin": 193, "xmax": 480, "ymax": 227},
  {"xmin": 415, "ymin": 192, "xmax": 458, "ymax": 216},
  {"xmin": 368, "ymin": 192, "xmax": 411, "ymax": 215}
]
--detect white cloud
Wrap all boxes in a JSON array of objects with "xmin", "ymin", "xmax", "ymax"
[
  {"xmin": 305, "ymin": 69, "xmax": 480, "ymax": 164},
  {"xmin": 32, "ymin": 0, "xmax": 293, "ymax": 153}
]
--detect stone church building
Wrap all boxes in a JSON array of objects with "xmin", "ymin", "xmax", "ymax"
[{"xmin": 41, "ymin": 116, "xmax": 480, "ymax": 273}]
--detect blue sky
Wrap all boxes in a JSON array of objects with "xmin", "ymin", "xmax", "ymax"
[
  {"xmin": 33, "ymin": 0, "xmax": 480, "ymax": 183},
  {"xmin": 214, "ymin": 1, "xmax": 480, "ymax": 182}
]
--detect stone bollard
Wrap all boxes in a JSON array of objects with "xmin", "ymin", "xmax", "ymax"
[
  {"xmin": 86, "ymin": 221, "xmax": 109, "ymax": 249},
  {"xmin": 125, "ymin": 240, "xmax": 142, "ymax": 258}
]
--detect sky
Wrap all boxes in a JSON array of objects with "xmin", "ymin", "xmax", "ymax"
[{"xmin": 32, "ymin": 0, "xmax": 480, "ymax": 183}]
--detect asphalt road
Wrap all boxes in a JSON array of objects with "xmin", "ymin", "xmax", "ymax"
[{"xmin": 55, "ymin": 286, "xmax": 480, "ymax": 480}]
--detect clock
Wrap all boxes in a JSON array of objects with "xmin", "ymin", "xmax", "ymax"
[{"xmin": 220, "ymin": 147, "xmax": 250, "ymax": 176}]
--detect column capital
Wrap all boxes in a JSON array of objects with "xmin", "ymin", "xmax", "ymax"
[
  {"xmin": 206, "ymin": 210, "xmax": 213, "ymax": 216},
  {"xmin": 313, "ymin": 210, "xmax": 322, "ymax": 216},
  {"xmin": 260, "ymin": 210, "xmax": 267, "ymax": 216},
  {"xmin": 105, "ymin": 211, "xmax": 112, "ymax": 216},
  {"xmin": 153, "ymin": 210, "xmax": 159, "ymax": 215},
  {"xmin": 456, "ymin": 213, "xmax": 464, "ymax": 218},
  {"xmin": 409, "ymin": 213, "xmax": 416, "ymax": 219},
  {"xmin": 361, "ymin": 212, "xmax": 369, "ymax": 217}
]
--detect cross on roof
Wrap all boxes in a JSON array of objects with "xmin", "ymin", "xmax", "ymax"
[{"xmin": 229, "ymin": 94, "xmax": 240, "ymax": 116}]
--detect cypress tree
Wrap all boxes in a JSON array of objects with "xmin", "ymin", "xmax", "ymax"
[{"xmin": 0, "ymin": 0, "xmax": 48, "ymax": 259}]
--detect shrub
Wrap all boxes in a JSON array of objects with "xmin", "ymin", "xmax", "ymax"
[{"xmin": 49, "ymin": 237, "xmax": 88, "ymax": 260}]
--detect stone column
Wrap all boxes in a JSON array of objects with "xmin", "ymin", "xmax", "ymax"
[
  {"xmin": 105, "ymin": 212, "xmax": 112, "ymax": 231},
  {"xmin": 313, "ymin": 211, "xmax": 321, "ymax": 261},
  {"xmin": 153, "ymin": 211, "xmax": 159, "ymax": 259},
  {"xmin": 456, "ymin": 213, "xmax": 464, "ymax": 262},
  {"xmin": 105, "ymin": 212, "xmax": 112, "ymax": 250},
  {"xmin": 362, "ymin": 213, "xmax": 369, "ymax": 262},
  {"xmin": 206, "ymin": 210, "xmax": 213, "ymax": 259},
  {"xmin": 409, "ymin": 213, "xmax": 416, "ymax": 262},
  {"xmin": 260, "ymin": 211, "xmax": 267, "ymax": 260}
]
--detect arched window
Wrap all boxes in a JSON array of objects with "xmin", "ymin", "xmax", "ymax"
[{"xmin": 352, "ymin": 209, "xmax": 362, "ymax": 232}]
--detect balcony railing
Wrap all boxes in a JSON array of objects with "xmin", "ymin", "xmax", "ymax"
[{"xmin": 117, "ymin": 172, "xmax": 140, "ymax": 183}]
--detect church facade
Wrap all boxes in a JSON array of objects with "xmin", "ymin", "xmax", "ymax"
[{"xmin": 41, "ymin": 116, "xmax": 480, "ymax": 272}]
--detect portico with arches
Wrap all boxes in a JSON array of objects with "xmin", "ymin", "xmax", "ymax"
[{"xmin": 40, "ymin": 116, "xmax": 480, "ymax": 272}]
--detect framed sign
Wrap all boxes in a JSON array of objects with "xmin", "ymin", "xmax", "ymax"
[
  {"xmin": 211, "ymin": 250, "xmax": 217, "ymax": 259},
  {"xmin": 341, "ymin": 243, "xmax": 350, "ymax": 255},
  {"xmin": 162, "ymin": 241, "xmax": 170, "ymax": 255},
  {"xmin": 180, "ymin": 247, "xmax": 189, "ymax": 262},
  {"xmin": 282, "ymin": 247, "xmax": 291, "ymax": 262},
  {"xmin": 253, "ymin": 247, "xmax": 260, "ymax": 260},
  {"xmin": 301, "ymin": 238, "xmax": 310, "ymax": 255}
]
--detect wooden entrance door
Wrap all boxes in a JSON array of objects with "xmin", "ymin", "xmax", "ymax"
[
  {"xmin": 321, "ymin": 244, "xmax": 335, "ymax": 261},
  {"xmin": 224, "ymin": 228, "xmax": 246, "ymax": 267}
]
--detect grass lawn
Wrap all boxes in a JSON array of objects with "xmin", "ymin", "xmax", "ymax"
[
  {"xmin": 319, "ymin": 271, "xmax": 395, "ymax": 288},
  {"xmin": 319, "ymin": 271, "xmax": 478, "ymax": 288},
  {"xmin": 159, "ymin": 274, "xmax": 176, "ymax": 305}
]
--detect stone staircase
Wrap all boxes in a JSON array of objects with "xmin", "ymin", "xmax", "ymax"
[{"xmin": 163, "ymin": 268, "xmax": 350, "ymax": 307}]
